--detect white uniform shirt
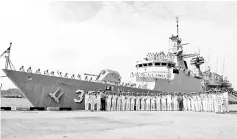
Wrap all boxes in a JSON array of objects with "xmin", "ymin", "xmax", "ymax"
[
  {"xmin": 108, "ymin": 95, "xmax": 112, "ymax": 102},
  {"xmin": 173, "ymin": 95, "xmax": 177, "ymax": 104},
  {"xmin": 117, "ymin": 95, "xmax": 121, "ymax": 103},
  {"xmin": 121, "ymin": 96, "xmax": 125, "ymax": 102},
  {"xmin": 85, "ymin": 94, "xmax": 89, "ymax": 102},
  {"xmin": 113, "ymin": 95, "xmax": 117, "ymax": 102},
  {"xmin": 136, "ymin": 96, "xmax": 140, "ymax": 103},
  {"xmin": 212, "ymin": 94, "xmax": 216, "ymax": 103},
  {"xmin": 141, "ymin": 96, "xmax": 145, "ymax": 103},
  {"xmin": 223, "ymin": 92, "xmax": 228, "ymax": 100},
  {"xmin": 167, "ymin": 95, "xmax": 171, "ymax": 103},
  {"xmin": 127, "ymin": 96, "xmax": 131, "ymax": 103},
  {"xmin": 97, "ymin": 94, "xmax": 101, "ymax": 102},
  {"xmin": 131, "ymin": 96, "xmax": 135, "ymax": 103},
  {"xmin": 151, "ymin": 96, "xmax": 155, "ymax": 103},
  {"xmin": 162, "ymin": 96, "xmax": 166, "ymax": 103},
  {"xmin": 157, "ymin": 96, "xmax": 161, "ymax": 103},
  {"xmin": 146, "ymin": 96, "xmax": 150, "ymax": 103}
]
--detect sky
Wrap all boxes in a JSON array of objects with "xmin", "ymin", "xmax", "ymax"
[{"xmin": 0, "ymin": 1, "xmax": 237, "ymax": 90}]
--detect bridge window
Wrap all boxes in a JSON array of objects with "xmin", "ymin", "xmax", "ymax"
[
  {"xmin": 143, "ymin": 63, "xmax": 148, "ymax": 67},
  {"xmin": 138, "ymin": 64, "xmax": 142, "ymax": 67},
  {"xmin": 155, "ymin": 63, "xmax": 160, "ymax": 66},
  {"xmin": 168, "ymin": 63, "xmax": 171, "ymax": 67},
  {"xmin": 161, "ymin": 63, "xmax": 167, "ymax": 66},
  {"xmin": 148, "ymin": 63, "xmax": 152, "ymax": 66}
]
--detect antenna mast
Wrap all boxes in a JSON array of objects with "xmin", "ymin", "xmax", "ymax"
[
  {"xmin": 222, "ymin": 57, "xmax": 225, "ymax": 76},
  {"xmin": 216, "ymin": 57, "xmax": 218, "ymax": 74},
  {"xmin": 176, "ymin": 16, "xmax": 179, "ymax": 37}
]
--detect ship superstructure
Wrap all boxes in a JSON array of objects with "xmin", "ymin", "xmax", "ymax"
[{"xmin": 130, "ymin": 17, "xmax": 204, "ymax": 92}]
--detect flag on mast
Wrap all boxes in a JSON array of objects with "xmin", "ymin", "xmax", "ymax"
[{"xmin": 0, "ymin": 44, "xmax": 11, "ymax": 58}]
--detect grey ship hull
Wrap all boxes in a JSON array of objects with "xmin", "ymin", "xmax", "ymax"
[{"xmin": 2, "ymin": 69, "xmax": 205, "ymax": 110}]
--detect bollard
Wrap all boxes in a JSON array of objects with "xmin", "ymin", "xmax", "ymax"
[
  {"xmin": 46, "ymin": 107, "xmax": 60, "ymax": 111},
  {"xmin": 1, "ymin": 107, "xmax": 11, "ymax": 111},
  {"xmin": 59, "ymin": 107, "xmax": 72, "ymax": 111},
  {"xmin": 30, "ymin": 107, "xmax": 45, "ymax": 111}
]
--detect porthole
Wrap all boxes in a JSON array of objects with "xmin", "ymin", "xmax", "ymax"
[
  {"xmin": 26, "ymin": 75, "xmax": 32, "ymax": 80},
  {"xmin": 57, "ymin": 81, "xmax": 60, "ymax": 84}
]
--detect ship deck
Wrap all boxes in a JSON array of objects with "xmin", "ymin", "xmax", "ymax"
[{"xmin": 1, "ymin": 106, "xmax": 237, "ymax": 139}]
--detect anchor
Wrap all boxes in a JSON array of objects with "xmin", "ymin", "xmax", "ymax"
[{"xmin": 49, "ymin": 87, "xmax": 64, "ymax": 103}]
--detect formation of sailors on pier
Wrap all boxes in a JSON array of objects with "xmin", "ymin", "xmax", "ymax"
[{"xmin": 85, "ymin": 89, "xmax": 229, "ymax": 113}]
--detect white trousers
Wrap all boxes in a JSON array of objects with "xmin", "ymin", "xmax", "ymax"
[
  {"xmin": 97, "ymin": 102, "xmax": 101, "ymax": 111},
  {"xmin": 122, "ymin": 102, "xmax": 126, "ymax": 111},
  {"xmin": 136, "ymin": 101, "xmax": 140, "ymax": 111},
  {"xmin": 141, "ymin": 102, "xmax": 145, "ymax": 110},
  {"xmin": 131, "ymin": 102, "xmax": 135, "ymax": 111},
  {"xmin": 151, "ymin": 103, "xmax": 155, "ymax": 111},
  {"xmin": 167, "ymin": 102, "xmax": 172, "ymax": 111},
  {"xmin": 106, "ymin": 101, "xmax": 111, "ymax": 111},
  {"xmin": 85, "ymin": 101, "xmax": 89, "ymax": 111},
  {"xmin": 146, "ymin": 103, "xmax": 150, "ymax": 111},
  {"xmin": 117, "ymin": 102, "xmax": 121, "ymax": 111},
  {"xmin": 126, "ymin": 101, "xmax": 130, "ymax": 111}
]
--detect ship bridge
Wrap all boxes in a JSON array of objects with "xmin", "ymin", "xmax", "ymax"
[{"xmin": 131, "ymin": 52, "xmax": 176, "ymax": 80}]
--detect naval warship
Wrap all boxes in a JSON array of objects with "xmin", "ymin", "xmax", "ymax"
[{"xmin": 1, "ymin": 17, "xmax": 237, "ymax": 110}]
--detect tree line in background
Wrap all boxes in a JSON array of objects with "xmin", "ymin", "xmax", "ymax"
[{"xmin": 0, "ymin": 88, "xmax": 25, "ymax": 98}]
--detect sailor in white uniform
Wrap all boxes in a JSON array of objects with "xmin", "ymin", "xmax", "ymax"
[
  {"xmin": 113, "ymin": 92, "xmax": 118, "ymax": 111},
  {"xmin": 173, "ymin": 93, "xmax": 178, "ymax": 111},
  {"xmin": 90, "ymin": 92, "xmax": 96, "ymax": 111},
  {"xmin": 117, "ymin": 92, "xmax": 122, "ymax": 111},
  {"xmin": 182, "ymin": 93, "xmax": 187, "ymax": 111},
  {"xmin": 197, "ymin": 93, "xmax": 202, "ymax": 112},
  {"xmin": 121, "ymin": 92, "xmax": 126, "ymax": 111},
  {"xmin": 209, "ymin": 93, "xmax": 214, "ymax": 112},
  {"xmin": 96, "ymin": 91, "xmax": 102, "ymax": 111},
  {"xmin": 156, "ymin": 94, "xmax": 161, "ymax": 111},
  {"xmin": 146, "ymin": 93, "xmax": 151, "ymax": 111},
  {"xmin": 136, "ymin": 93, "xmax": 140, "ymax": 111},
  {"xmin": 212, "ymin": 91, "xmax": 218, "ymax": 113},
  {"xmin": 200, "ymin": 92, "xmax": 205, "ymax": 112},
  {"xmin": 194, "ymin": 93, "xmax": 198, "ymax": 112},
  {"xmin": 131, "ymin": 93, "xmax": 135, "ymax": 111},
  {"xmin": 191, "ymin": 93, "xmax": 195, "ymax": 111},
  {"xmin": 217, "ymin": 91, "xmax": 224, "ymax": 113},
  {"xmin": 203, "ymin": 92, "xmax": 207, "ymax": 112},
  {"xmin": 189, "ymin": 94, "xmax": 192, "ymax": 111},
  {"xmin": 126, "ymin": 93, "xmax": 131, "ymax": 111},
  {"xmin": 161, "ymin": 94, "xmax": 166, "ymax": 111},
  {"xmin": 222, "ymin": 91, "xmax": 229, "ymax": 113},
  {"xmin": 107, "ymin": 92, "xmax": 112, "ymax": 111},
  {"xmin": 167, "ymin": 92, "xmax": 172, "ymax": 111},
  {"xmin": 151, "ymin": 93, "xmax": 155, "ymax": 111},
  {"xmin": 141, "ymin": 93, "xmax": 145, "ymax": 111},
  {"xmin": 85, "ymin": 91, "xmax": 90, "ymax": 111}
]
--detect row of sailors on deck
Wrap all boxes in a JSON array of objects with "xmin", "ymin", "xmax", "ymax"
[
  {"xmin": 85, "ymin": 91, "xmax": 229, "ymax": 113},
  {"xmin": 146, "ymin": 52, "xmax": 174, "ymax": 61},
  {"xmin": 20, "ymin": 66, "xmax": 94, "ymax": 81},
  {"xmin": 20, "ymin": 66, "xmax": 138, "ymax": 87}
]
